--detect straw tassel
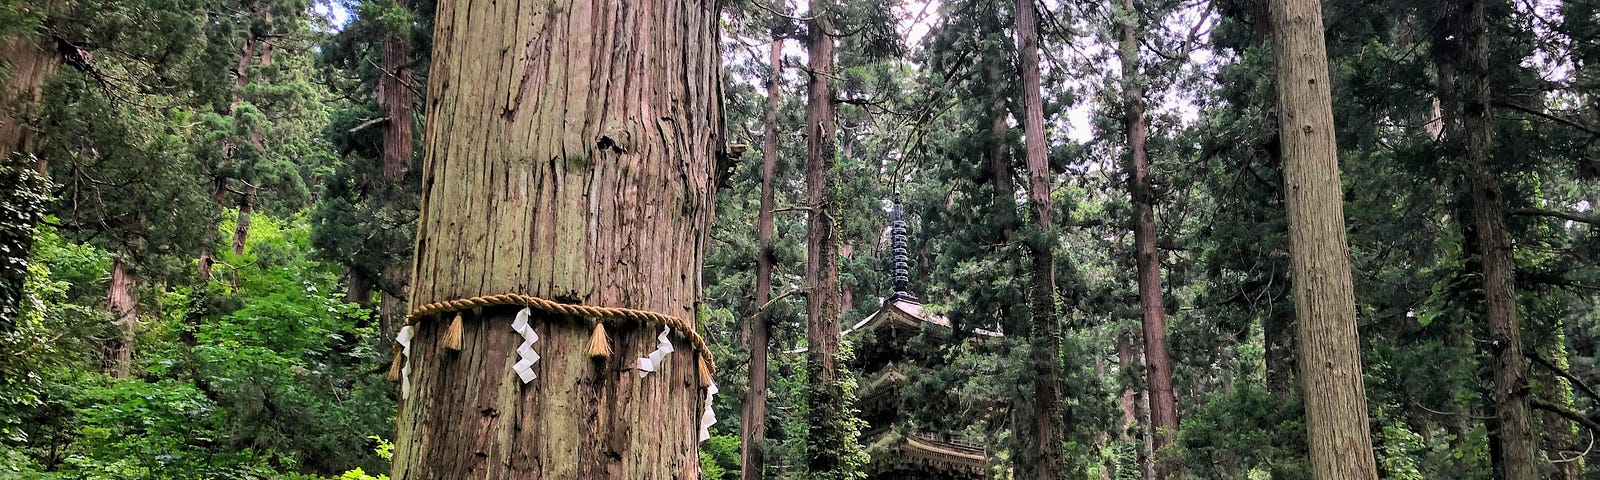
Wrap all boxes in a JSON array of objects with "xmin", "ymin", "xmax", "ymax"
[
  {"xmin": 588, "ymin": 322, "xmax": 613, "ymax": 360},
  {"xmin": 442, "ymin": 313, "xmax": 464, "ymax": 351},
  {"xmin": 698, "ymin": 357, "xmax": 714, "ymax": 387},
  {"xmin": 387, "ymin": 345, "xmax": 403, "ymax": 382}
]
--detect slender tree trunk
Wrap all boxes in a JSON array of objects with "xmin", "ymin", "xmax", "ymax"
[
  {"xmin": 392, "ymin": 1, "xmax": 722, "ymax": 477},
  {"xmin": 1460, "ymin": 0, "xmax": 1534, "ymax": 476},
  {"xmin": 740, "ymin": 35, "xmax": 781, "ymax": 480},
  {"xmin": 986, "ymin": 47, "xmax": 1014, "ymax": 235},
  {"xmin": 229, "ymin": 11, "xmax": 273, "ymax": 260},
  {"xmin": 108, "ymin": 258, "xmax": 138, "ymax": 378},
  {"xmin": 1015, "ymin": 1, "xmax": 1063, "ymax": 477},
  {"xmin": 1118, "ymin": 328, "xmax": 1150, "ymax": 479},
  {"xmin": 231, "ymin": 195, "xmax": 253, "ymax": 256},
  {"xmin": 198, "ymin": 179, "xmax": 229, "ymax": 281},
  {"xmin": 1118, "ymin": 2, "xmax": 1179, "ymax": 475},
  {"xmin": 1268, "ymin": 0, "xmax": 1379, "ymax": 478},
  {"xmin": 380, "ymin": 26, "xmax": 414, "ymax": 181},
  {"xmin": 803, "ymin": 2, "xmax": 854, "ymax": 475},
  {"xmin": 200, "ymin": 12, "xmax": 259, "ymax": 281},
  {"xmin": 1534, "ymin": 333, "xmax": 1581, "ymax": 480}
]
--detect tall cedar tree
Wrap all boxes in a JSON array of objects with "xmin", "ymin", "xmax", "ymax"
[
  {"xmin": 1460, "ymin": 0, "xmax": 1535, "ymax": 475},
  {"xmin": 1268, "ymin": 0, "xmax": 1380, "ymax": 477},
  {"xmin": 741, "ymin": 33, "xmax": 781, "ymax": 480},
  {"xmin": 391, "ymin": 1, "xmax": 723, "ymax": 477},
  {"xmin": 803, "ymin": 1, "xmax": 854, "ymax": 477},
  {"xmin": 1117, "ymin": 0, "xmax": 1179, "ymax": 475},
  {"xmin": 0, "ymin": 0, "xmax": 61, "ymax": 326},
  {"xmin": 1015, "ymin": 0, "xmax": 1064, "ymax": 477}
]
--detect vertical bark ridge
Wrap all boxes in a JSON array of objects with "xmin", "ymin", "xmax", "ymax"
[
  {"xmin": 1268, "ymin": 0, "xmax": 1380, "ymax": 477},
  {"xmin": 1118, "ymin": 1, "xmax": 1179, "ymax": 475},
  {"xmin": 397, "ymin": 0, "xmax": 722, "ymax": 477},
  {"xmin": 1015, "ymin": 0, "xmax": 1064, "ymax": 477}
]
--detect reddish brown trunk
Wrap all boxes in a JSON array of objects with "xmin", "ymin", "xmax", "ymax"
[
  {"xmin": 1015, "ymin": 1, "xmax": 1063, "ymax": 477},
  {"xmin": 378, "ymin": 276, "xmax": 405, "ymax": 348},
  {"xmin": 348, "ymin": 268, "xmax": 374, "ymax": 305},
  {"xmin": 393, "ymin": 0, "xmax": 722, "ymax": 477},
  {"xmin": 380, "ymin": 29, "xmax": 414, "ymax": 181},
  {"xmin": 231, "ymin": 195, "xmax": 253, "ymax": 256},
  {"xmin": 197, "ymin": 178, "xmax": 229, "ymax": 281},
  {"xmin": 1460, "ymin": 0, "xmax": 1533, "ymax": 473},
  {"xmin": 0, "ymin": 2, "xmax": 62, "ymax": 169},
  {"xmin": 1269, "ymin": 0, "xmax": 1380, "ymax": 476},
  {"xmin": 740, "ymin": 35, "xmax": 781, "ymax": 480},
  {"xmin": 1118, "ymin": 328, "xmax": 1151, "ymax": 478},
  {"xmin": 1119, "ymin": 1, "xmax": 1179, "ymax": 475},
  {"xmin": 107, "ymin": 258, "xmax": 138, "ymax": 378},
  {"xmin": 986, "ymin": 52, "xmax": 1014, "ymax": 234},
  {"xmin": 805, "ymin": 0, "xmax": 840, "ymax": 389}
]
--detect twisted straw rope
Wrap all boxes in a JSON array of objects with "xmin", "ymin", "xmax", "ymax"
[{"xmin": 407, "ymin": 293, "xmax": 714, "ymax": 374}]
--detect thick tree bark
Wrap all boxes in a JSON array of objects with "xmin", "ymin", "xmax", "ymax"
[
  {"xmin": 1267, "ymin": 0, "xmax": 1380, "ymax": 478},
  {"xmin": 803, "ymin": 2, "xmax": 852, "ymax": 475},
  {"xmin": 1117, "ymin": 328, "xmax": 1150, "ymax": 479},
  {"xmin": 0, "ymin": 3, "xmax": 62, "ymax": 171},
  {"xmin": 393, "ymin": 1, "xmax": 722, "ymax": 478},
  {"xmin": 1460, "ymin": 0, "xmax": 1534, "ymax": 476},
  {"xmin": 740, "ymin": 35, "xmax": 781, "ymax": 480},
  {"xmin": 107, "ymin": 258, "xmax": 138, "ymax": 378},
  {"xmin": 1118, "ymin": 2, "xmax": 1178, "ymax": 476},
  {"xmin": 348, "ymin": 268, "xmax": 374, "ymax": 306},
  {"xmin": 1015, "ymin": 1, "xmax": 1063, "ymax": 477},
  {"xmin": 380, "ymin": 28, "xmax": 414, "ymax": 181}
]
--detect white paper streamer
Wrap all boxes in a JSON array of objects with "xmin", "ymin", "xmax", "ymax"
[
  {"xmin": 699, "ymin": 382, "xmax": 718, "ymax": 441},
  {"xmin": 511, "ymin": 307, "xmax": 541, "ymax": 383},
  {"xmin": 396, "ymin": 326, "xmax": 414, "ymax": 398},
  {"xmin": 636, "ymin": 325, "xmax": 675, "ymax": 378}
]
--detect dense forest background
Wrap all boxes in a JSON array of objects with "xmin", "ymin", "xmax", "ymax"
[{"xmin": 3, "ymin": 0, "xmax": 1600, "ymax": 478}]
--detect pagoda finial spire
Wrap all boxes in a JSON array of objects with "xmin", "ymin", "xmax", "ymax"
[{"xmin": 889, "ymin": 195, "xmax": 917, "ymax": 302}]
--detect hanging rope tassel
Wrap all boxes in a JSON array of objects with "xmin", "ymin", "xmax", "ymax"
[
  {"xmin": 387, "ymin": 345, "xmax": 403, "ymax": 382},
  {"xmin": 697, "ymin": 357, "xmax": 714, "ymax": 387},
  {"xmin": 588, "ymin": 322, "xmax": 612, "ymax": 360},
  {"xmin": 441, "ymin": 312, "xmax": 465, "ymax": 351}
]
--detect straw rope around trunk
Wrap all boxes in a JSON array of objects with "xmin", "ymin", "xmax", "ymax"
[{"xmin": 399, "ymin": 293, "xmax": 715, "ymax": 379}]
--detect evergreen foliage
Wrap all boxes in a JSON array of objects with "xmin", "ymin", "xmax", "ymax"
[{"xmin": 4, "ymin": 0, "xmax": 1600, "ymax": 477}]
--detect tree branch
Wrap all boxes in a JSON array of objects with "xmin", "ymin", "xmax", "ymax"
[
  {"xmin": 1497, "ymin": 101, "xmax": 1600, "ymax": 138},
  {"xmin": 1532, "ymin": 398, "xmax": 1600, "ymax": 440},
  {"xmin": 1527, "ymin": 350, "xmax": 1600, "ymax": 407},
  {"xmin": 1509, "ymin": 207, "xmax": 1600, "ymax": 226}
]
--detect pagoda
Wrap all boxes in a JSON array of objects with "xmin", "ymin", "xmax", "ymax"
[{"xmin": 846, "ymin": 200, "xmax": 995, "ymax": 480}]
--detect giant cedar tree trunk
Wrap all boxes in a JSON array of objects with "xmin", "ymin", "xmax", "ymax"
[
  {"xmin": 740, "ymin": 35, "xmax": 781, "ymax": 480},
  {"xmin": 1118, "ymin": 2, "xmax": 1178, "ymax": 475},
  {"xmin": 392, "ymin": 1, "xmax": 722, "ymax": 478},
  {"xmin": 1461, "ymin": 0, "xmax": 1534, "ymax": 476},
  {"xmin": 0, "ymin": 2, "xmax": 61, "ymax": 170},
  {"xmin": 108, "ymin": 257, "xmax": 138, "ymax": 378},
  {"xmin": 1015, "ymin": 1, "xmax": 1063, "ymax": 477},
  {"xmin": 0, "ymin": 4, "xmax": 60, "ymax": 323},
  {"xmin": 1267, "ymin": 0, "xmax": 1379, "ymax": 478},
  {"xmin": 803, "ymin": 1, "xmax": 852, "ymax": 475}
]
